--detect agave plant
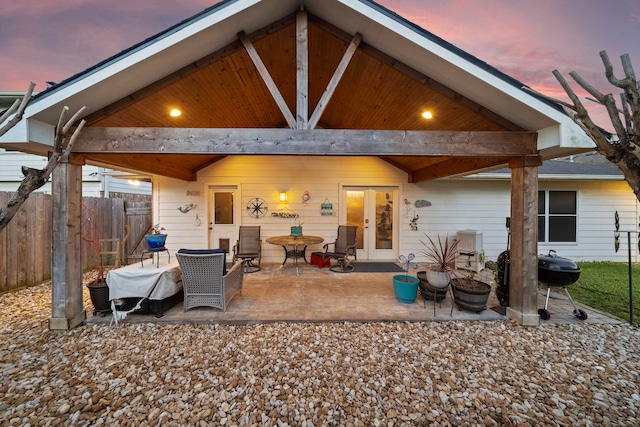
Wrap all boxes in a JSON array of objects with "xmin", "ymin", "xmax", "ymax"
[{"xmin": 420, "ymin": 233, "xmax": 460, "ymax": 272}]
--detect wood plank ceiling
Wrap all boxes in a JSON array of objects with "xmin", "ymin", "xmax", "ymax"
[{"xmin": 82, "ymin": 13, "xmax": 527, "ymax": 181}]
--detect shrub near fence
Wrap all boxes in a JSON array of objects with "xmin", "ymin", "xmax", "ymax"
[{"xmin": 0, "ymin": 192, "xmax": 151, "ymax": 293}]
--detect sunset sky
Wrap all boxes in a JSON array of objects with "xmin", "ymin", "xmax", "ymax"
[{"xmin": 1, "ymin": 0, "xmax": 638, "ymax": 125}]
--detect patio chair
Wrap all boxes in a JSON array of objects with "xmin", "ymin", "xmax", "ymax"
[
  {"xmin": 176, "ymin": 249, "xmax": 244, "ymax": 311},
  {"xmin": 323, "ymin": 225, "xmax": 358, "ymax": 272},
  {"xmin": 232, "ymin": 226, "xmax": 262, "ymax": 273}
]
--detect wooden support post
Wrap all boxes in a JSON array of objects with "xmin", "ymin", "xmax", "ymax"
[
  {"xmin": 507, "ymin": 155, "xmax": 542, "ymax": 326},
  {"xmin": 49, "ymin": 155, "xmax": 86, "ymax": 330}
]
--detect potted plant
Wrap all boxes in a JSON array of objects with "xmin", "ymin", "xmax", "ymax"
[
  {"xmin": 145, "ymin": 224, "xmax": 167, "ymax": 249},
  {"xmin": 82, "ymin": 202, "xmax": 111, "ymax": 315},
  {"xmin": 392, "ymin": 253, "xmax": 420, "ymax": 303},
  {"xmin": 450, "ymin": 270, "xmax": 492, "ymax": 313},
  {"xmin": 419, "ymin": 233, "xmax": 460, "ymax": 289}
]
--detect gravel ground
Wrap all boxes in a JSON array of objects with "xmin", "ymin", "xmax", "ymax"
[{"xmin": 1, "ymin": 279, "xmax": 639, "ymax": 427}]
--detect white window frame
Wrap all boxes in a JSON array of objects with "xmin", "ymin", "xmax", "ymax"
[{"xmin": 538, "ymin": 189, "xmax": 578, "ymax": 244}]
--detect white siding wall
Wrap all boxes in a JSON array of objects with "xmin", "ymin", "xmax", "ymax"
[
  {"xmin": 402, "ymin": 180, "xmax": 512, "ymax": 263},
  {"xmin": 106, "ymin": 176, "xmax": 152, "ymax": 196},
  {"xmin": 0, "ymin": 150, "xmax": 148, "ymax": 197},
  {"xmin": 154, "ymin": 156, "xmax": 639, "ymax": 264}
]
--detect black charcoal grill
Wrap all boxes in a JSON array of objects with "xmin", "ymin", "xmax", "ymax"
[{"xmin": 537, "ymin": 250, "xmax": 587, "ymax": 321}]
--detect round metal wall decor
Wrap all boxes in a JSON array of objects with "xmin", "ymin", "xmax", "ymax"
[{"xmin": 247, "ymin": 197, "xmax": 268, "ymax": 218}]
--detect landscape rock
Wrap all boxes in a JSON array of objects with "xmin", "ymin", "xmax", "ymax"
[{"xmin": 0, "ymin": 279, "xmax": 638, "ymax": 425}]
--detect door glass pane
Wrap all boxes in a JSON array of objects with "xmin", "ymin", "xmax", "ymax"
[
  {"xmin": 375, "ymin": 191, "xmax": 393, "ymax": 249},
  {"xmin": 214, "ymin": 192, "xmax": 234, "ymax": 224},
  {"xmin": 346, "ymin": 191, "xmax": 364, "ymax": 250}
]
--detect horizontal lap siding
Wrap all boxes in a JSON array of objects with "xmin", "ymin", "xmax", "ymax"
[{"xmin": 403, "ymin": 180, "xmax": 511, "ymax": 262}]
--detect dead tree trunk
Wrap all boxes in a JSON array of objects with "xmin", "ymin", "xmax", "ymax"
[{"xmin": 0, "ymin": 86, "xmax": 86, "ymax": 232}]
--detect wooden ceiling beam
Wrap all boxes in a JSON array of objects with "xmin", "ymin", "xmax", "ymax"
[
  {"xmin": 75, "ymin": 128, "xmax": 537, "ymax": 156},
  {"xmin": 88, "ymin": 154, "xmax": 197, "ymax": 181},
  {"xmin": 411, "ymin": 157, "xmax": 514, "ymax": 182}
]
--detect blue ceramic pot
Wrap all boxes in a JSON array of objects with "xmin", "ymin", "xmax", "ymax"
[
  {"xmin": 392, "ymin": 275, "xmax": 420, "ymax": 304},
  {"xmin": 146, "ymin": 234, "xmax": 167, "ymax": 249}
]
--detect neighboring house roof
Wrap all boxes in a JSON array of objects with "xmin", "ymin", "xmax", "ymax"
[
  {"xmin": 0, "ymin": 0, "xmax": 594, "ymax": 181},
  {"xmin": 469, "ymin": 151, "xmax": 623, "ymax": 181}
]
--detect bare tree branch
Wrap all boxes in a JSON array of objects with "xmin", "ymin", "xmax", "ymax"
[
  {"xmin": 0, "ymin": 82, "xmax": 35, "ymax": 137},
  {"xmin": 550, "ymin": 51, "xmax": 640, "ymax": 204},
  {"xmin": 0, "ymin": 88, "xmax": 87, "ymax": 232},
  {"xmin": 520, "ymin": 85, "xmax": 576, "ymax": 110}
]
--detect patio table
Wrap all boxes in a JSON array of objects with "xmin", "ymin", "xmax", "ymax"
[
  {"xmin": 266, "ymin": 235, "xmax": 323, "ymax": 276},
  {"xmin": 106, "ymin": 258, "xmax": 182, "ymax": 324}
]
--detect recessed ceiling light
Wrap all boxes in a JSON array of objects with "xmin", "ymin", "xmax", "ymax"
[
  {"xmin": 170, "ymin": 108, "xmax": 181, "ymax": 117},
  {"xmin": 422, "ymin": 111, "xmax": 433, "ymax": 119}
]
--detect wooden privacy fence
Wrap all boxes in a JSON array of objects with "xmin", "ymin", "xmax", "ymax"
[{"xmin": 0, "ymin": 192, "xmax": 151, "ymax": 292}]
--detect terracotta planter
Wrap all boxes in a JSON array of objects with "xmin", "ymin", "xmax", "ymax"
[{"xmin": 451, "ymin": 278, "xmax": 491, "ymax": 313}]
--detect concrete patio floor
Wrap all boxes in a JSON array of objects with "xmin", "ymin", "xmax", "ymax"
[{"xmin": 86, "ymin": 262, "xmax": 622, "ymax": 326}]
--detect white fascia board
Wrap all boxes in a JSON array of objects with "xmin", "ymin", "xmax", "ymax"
[
  {"xmin": 536, "ymin": 125, "xmax": 561, "ymax": 151},
  {"xmin": 536, "ymin": 124, "xmax": 594, "ymax": 153},
  {"xmin": 559, "ymin": 120, "xmax": 596, "ymax": 149},
  {"xmin": 28, "ymin": 119, "xmax": 55, "ymax": 146}
]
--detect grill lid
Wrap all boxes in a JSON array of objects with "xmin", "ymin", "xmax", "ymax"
[{"xmin": 538, "ymin": 250, "xmax": 580, "ymax": 272}]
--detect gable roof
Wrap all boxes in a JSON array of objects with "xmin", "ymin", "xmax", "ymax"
[{"xmin": 1, "ymin": 0, "xmax": 594, "ymax": 181}]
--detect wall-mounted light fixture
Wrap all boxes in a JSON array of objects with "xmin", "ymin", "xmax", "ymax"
[{"xmin": 279, "ymin": 191, "xmax": 288, "ymax": 202}]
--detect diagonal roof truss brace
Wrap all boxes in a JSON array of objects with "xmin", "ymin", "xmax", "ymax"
[{"xmin": 239, "ymin": 8, "xmax": 362, "ymax": 131}]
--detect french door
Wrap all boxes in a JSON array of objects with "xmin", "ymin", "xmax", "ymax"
[
  {"xmin": 343, "ymin": 186, "xmax": 398, "ymax": 260},
  {"xmin": 208, "ymin": 186, "xmax": 238, "ymax": 258}
]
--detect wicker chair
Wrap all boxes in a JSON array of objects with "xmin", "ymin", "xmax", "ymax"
[
  {"xmin": 232, "ymin": 226, "xmax": 262, "ymax": 273},
  {"xmin": 176, "ymin": 249, "xmax": 244, "ymax": 311},
  {"xmin": 323, "ymin": 225, "xmax": 358, "ymax": 272}
]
